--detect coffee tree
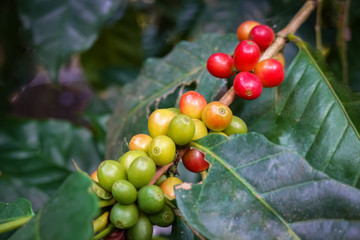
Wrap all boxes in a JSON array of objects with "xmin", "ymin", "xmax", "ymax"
[{"xmin": 1, "ymin": 0, "xmax": 360, "ymax": 239}]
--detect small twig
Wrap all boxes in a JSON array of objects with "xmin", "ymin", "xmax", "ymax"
[
  {"xmin": 220, "ymin": 0, "xmax": 321, "ymax": 106},
  {"xmin": 315, "ymin": 0, "xmax": 324, "ymax": 50},
  {"xmin": 173, "ymin": 208, "xmax": 207, "ymax": 240}
]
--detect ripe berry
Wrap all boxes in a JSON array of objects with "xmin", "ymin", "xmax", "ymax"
[
  {"xmin": 249, "ymin": 24, "xmax": 275, "ymax": 51},
  {"xmin": 233, "ymin": 40, "xmax": 260, "ymax": 72},
  {"xmin": 201, "ymin": 101, "xmax": 233, "ymax": 131},
  {"xmin": 233, "ymin": 72, "xmax": 263, "ymax": 100},
  {"xmin": 207, "ymin": 53, "xmax": 235, "ymax": 78},
  {"xmin": 128, "ymin": 134, "xmax": 152, "ymax": 154},
  {"xmin": 182, "ymin": 148, "xmax": 209, "ymax": 173},
  {"xmin": 254, "ymin": 59, "xmax": 285, "ymax": 88},
  {"xmin": 179, "ymin": 91, "xmax": 207, "ymax": 119},
  {"xmin": 237, "ymin": 20, "xmax": 260, "ymax": 41}
]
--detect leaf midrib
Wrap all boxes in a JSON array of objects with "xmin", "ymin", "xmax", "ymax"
[{"xmin": 190, "ymin": 140, "xmax": 300, "ymax": 240}]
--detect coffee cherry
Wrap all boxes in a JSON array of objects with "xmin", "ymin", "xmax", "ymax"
[
  {"xmin": 233, "ymin": 40, "xmax": 260, "ymax": 72},
  {"xmin": 148, "ymin": 205, "xmax": 175, "ymax": 227},
  {"xmin": 223, "ymin": 116, "xmax": 248, "ymax": 136},
  {"xmin": 254, "ymin": 59, "xmax": 285, "ymax": 88},
  {"xmin": 192, "ymin": 119, "xmax": 208, "ymax": 140},
  {"xmin": 168, "ymin": 114, "xmax": 195, "ymax": 146},
  {"xmin": 201, "ymin": 101, "xmax": 233, "ymax": 131},
  {"xmin": 90, "ymin": 170, "xmax": 98, "ymax": 182},
  {"xmin": 233, "ymin": 72, "xmax": 263, "ymax": 100},
  {"xmin": 179, "ymin": 91, "xmax": 207, "ymax": 119},
  {"xmin": 138, "ymin": 185, "xmax": 165, "ymax": 214},
  {"xmin": 97, "ymin": 160, "xmax": 126, "ymax": 191},
  {"xmin": 148, "ymin": 109, "xmax": 177, "ymax": 138},
  {"xmin": 118, "ymin": 150, "xmax": 148, "ymax": 173},
  {"xmin": 128, "ymin": 134, "xmax": 152, "ymax": 154},
  {"xmin": 127, "ymin": 156, "xmax": 156, "ymax": 189},
  {"xmin": 110, "ymin": 203, "xmax": 139, "ymax": 229},
  {"xmin": 159, "ymin": 177, "xmax": 183, "ymax": 200},
  {"xmin": 182, "ymin": 148, "xmax": 209, "ymax": 173},
  {"xmin": 249, "ymin": 24, "xmax": 275, "ymax": 51},
  {"xmin": 237, "ymin": 20, "xmax": 260, "ymax": 41},
  {"xmin": 112, "ymin": 180, "xmax": 137, "ymax": 204},
  {"xmin": 207, "ymin": 53, "xmax": 236, "ymax": 78},
  {"xmin": 126, "ymin": 212, "xmax": 153, "ymax": 240},
  {"xmin": 149, "ymin": 135, "xmax": 176, "ymax": 166}
]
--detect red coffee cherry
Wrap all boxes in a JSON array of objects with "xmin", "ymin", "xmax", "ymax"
[
  {"xmin": 182, "ymin": 148, "xmax": 209, "ymax": 173},
  {"xmin": 254, "ymin": 59, "xmax": 285, "ymax": 88},
  {"xmin": 233, "ymin": 40, "xmax": 260, "ymax": 72},
  {"xmin": 207, "ymin": 53, "xmax": 236, "ymax": 78},
  {"xmin": 237, "ymin": 20, "xmax": 260, "ymax": 41},
  {"xmin": 233, "ymin": 72, "xmax": 263, "ymax": 100},
  {"xmin": 179, "ymin": 91, "xmax": 207, "ymax": 119},
  {"xmin": 249, "ymin": 25, "xmax": 275, "ymax": 51}
]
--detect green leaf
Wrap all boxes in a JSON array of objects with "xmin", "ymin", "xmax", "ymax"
[
  {"xmin": 0, "ymin": 116, "xmax": 102, "ymax": 211},
  {"xmin": 0, "ymin": 198, "xmax": 34, "ymax": 234},
  {"xmin": 81, "ymin": 5, "xmax": 143, "ymax": 89},
  {"xmin": 175, "ymin": 133, "xmax": 360, "ymax": 239},
  {"xmin": 8, "ymin": 173, "xmax": 98, "ymax": 240},
  {"xmin": 272, "ymin": 37, "xmax": 360, "ymax": 187},
  {"xmin": 17, "ymin": 0, "xmax": 120, "ymax": 80},
  {"xmin": 106, "ymin": 34, "xmax": 238, "ymax": 159}
]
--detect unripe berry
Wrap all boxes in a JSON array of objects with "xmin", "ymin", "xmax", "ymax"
[{"xmin": 201, "ymin": 101, "xmax": 233, "ymax": 131}]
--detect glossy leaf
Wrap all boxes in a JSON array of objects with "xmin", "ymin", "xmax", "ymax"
[
  {"xmin": 0, "ymin": 198, "xmax": 34, "ymax": 235},
  {"xmin": 175, "ymin": 133, "xmax": 360, "ymax": 239},
  {"xmin": 106, "ymin": 34, "xmax": 238, "ymax": 159},
  {"xmin": 271, "ymin": 37, "xmax": 360, "ymax": 187},
  {"xmin": 8, "ymin": 173, "xmax": 98, "ymax": 240},
  {"xmin": 0, "ymin": 116, "xmax": 102, "ymax": 211},
  {"xmin": 17, "ymin": 0, "xmax": 120, "ymax": 80}
]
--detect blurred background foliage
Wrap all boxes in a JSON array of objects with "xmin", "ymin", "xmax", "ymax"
[{"xmin": 0, "ymin": 0, "xmax": 359, "ymax": 210}]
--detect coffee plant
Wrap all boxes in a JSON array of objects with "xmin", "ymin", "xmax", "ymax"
[{"xmin": 1, "ymin": 0, "xmax": 360, "ymax": 239}]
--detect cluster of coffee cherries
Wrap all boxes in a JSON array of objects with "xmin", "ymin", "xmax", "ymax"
[
  {"xmin": 89, "ymin": 91, "xmax": 248, "ymax": 240},
  {"xmin": 207, "ymin": 20, "xmax": 285, "ymax": 100}
]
